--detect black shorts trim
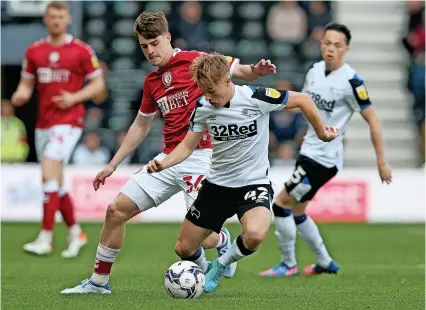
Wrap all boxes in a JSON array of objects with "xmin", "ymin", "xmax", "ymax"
[
  {"xmin": 284, "ymin": 155, "xmax": 337, "ymax": 202},
  {"xmin": 186, "ymin": 180, "xmax": 273, "ymax": 233}
]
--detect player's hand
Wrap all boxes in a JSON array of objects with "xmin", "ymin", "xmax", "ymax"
[
  {"xmin": 11, "ymin": 91, "xmax": 28, "ymax": 107},
  {"xmin": 251, "ymin": 59, "xmax": 276, "ymax": 76},
  {"xmin": 318, "ymin": 126, "xmax": 339, "ymax": 142},
  {"xmin": 52, "ymin": 90, "xmax": 77, "ymax": 109},
  {"xmin": 146, "ymin": 159, "xmax": 165, "ymax": 173},
  {"xmin": 93, "ymin": 164, "xmax": 116, "ymax": 191},
  {"xmin": 378, "ymin": 163, "xmax": 392, "ymax": 184}
]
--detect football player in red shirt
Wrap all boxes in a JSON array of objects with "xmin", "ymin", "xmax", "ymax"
[
  {"xmin": 61, "ymin": 11, "xmax": 275, "ymax": 294},
  {"xmin": 11, "ymin": 1, "xmax": 105, "ymax": 258}
]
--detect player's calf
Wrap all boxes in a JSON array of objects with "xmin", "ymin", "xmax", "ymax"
[{"xmin": 174, "ymin": 219, "xmax": 212, "ymax": 273}]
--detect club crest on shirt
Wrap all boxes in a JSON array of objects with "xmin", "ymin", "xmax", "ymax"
[
  {"xmin": 162, "ymin": 71, "xmax": 172, "ymax": 87},
  {"xmin": 242, "ymin": 108, "xmax": 261, "ymax": 118},
  {"xmin": 265, "ymin": 88, "xmax": 280, "ymax": 99},
  {"xmin": 49, "ymin": 51, "xmax": 60, "ymax": 63}
]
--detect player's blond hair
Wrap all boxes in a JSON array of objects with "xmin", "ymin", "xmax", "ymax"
[
  {"xmin": 190, "ymin": 52, "xmax": 230, "ymax": 93},
  {"xmin": 46, "ymin": 1, "xmax": 70, "ymax": 12},
  {"xmin": 133, "ymin": 11, "xmax": 169, "ymax": 39}
]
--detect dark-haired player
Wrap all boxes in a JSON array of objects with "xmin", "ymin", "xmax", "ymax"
[{"xmin": 259, "ymin": 23, "xmax": 392, "ymax": 277}]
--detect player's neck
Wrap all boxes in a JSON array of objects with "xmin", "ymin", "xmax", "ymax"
[
  {"xmin": 225, "ymin": 84, "xmax": 236, "ymax": 103},
  {"xmin": 48, "ymin": 33, "xmax": 68, "ymax": 46},
  {"xmin": 325, "ymin": 61, "xmax": 344, "ymax": 72}
]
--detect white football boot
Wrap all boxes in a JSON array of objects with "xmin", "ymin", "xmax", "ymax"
[
  {"xmin": 61, "ymin": 279, "xmax": 111, "ymax": 294},
  {"xmin": 61, "ymin": 232, "xmax": 88, "ymax": 258}
]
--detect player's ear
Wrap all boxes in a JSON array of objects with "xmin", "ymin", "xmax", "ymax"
[{"xmin": 166, "ymin": 33, "xmax": 172, "ymax": 44}]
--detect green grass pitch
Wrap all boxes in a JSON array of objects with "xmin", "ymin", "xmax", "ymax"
[{"xmin": 2, "ymin": 223, "xmax": 425, "ymax": 309}]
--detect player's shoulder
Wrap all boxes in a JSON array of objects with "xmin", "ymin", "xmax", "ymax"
[
  {"xmin": 342, "ymin": 63, "xmax": 367, "ymax": 88},
  {"xmin": 26, "ymin": 38, "xmax": 48, "ymax": 53},
  {"xmin": 246, "ymin": 85, "xmax": 287, "ymax": 105},
  {"xmin": 173, "ymin": 49, "xmax": 202, "ymax": 61},
  {"xmin": 71, "ymin": 37, "xmax": 96, "ymax": 55},
  {"xmin": 308, "ymin": 61, "xmax": 325, "ymax": 74}
]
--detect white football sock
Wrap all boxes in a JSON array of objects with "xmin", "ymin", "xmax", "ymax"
[
  {"xmin": 91, "ymin": 243, "xmax": 120, "ymax": 286},
  {"xmin": 38, "ymin": 230, "xmax": 53, "ymax": 243},
  {"xmin": 192, "ymin": 248, "xmax": 209, "ymax": 273},
  {"xmin": 218, "ymin": 235, "xmax": 254, "ymax": 266},
  {"xmin": 215, "ymin": 230, "xmax": 227, "ymax": 248},
  {"xmin": 296, "ymin": 216, "xmax": 332, "ymax": 267},
  {"xmin": 69, "ymin": 224, "xmax": 81, "ymax": 240},
  {"xmin": 275, "ymin": 215, "xmax": 297, "ymax": 267}
]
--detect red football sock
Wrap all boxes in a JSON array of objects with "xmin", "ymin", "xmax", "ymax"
[
  {"xmin": 42, "ymin": 191, "xmax": 60, "ymax": 231},
  {"xmin": 59, "ymin": 193, "xmax": 77, "ymax": 227}
]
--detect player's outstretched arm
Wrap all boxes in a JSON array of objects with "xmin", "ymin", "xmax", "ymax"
[
  {"xmin": 147, "ymin": 131, "xmax": 203, "ymax": 173},
  {"xmin": 285, "ymin": 91, "xmax": 339, "ymax": 142},
  {"xmin": 93, "ymin": 113, "xmax": 154, "ymax": 190},
  {"xmin": 11, "ymin": 76, "xmax": 35, "ymax": 107},
  {"xmin": 233, "ymin": 59, "xmax": 276, "ymax": 81},
  {"xmin": 360, "ymin": 106, "xmax": 392, "ymax": 184}
]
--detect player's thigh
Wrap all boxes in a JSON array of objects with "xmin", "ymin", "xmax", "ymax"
[
  {"xmin": 237, "ymin": 184, "xmax": 273, "ymax": 241},
  {"xmin": 176, "ymin": 218, "xmax": 213, "ymax": 255},
  {"xmin": 34, "ymin": 129, "xmax": 49, "ymax": 163},
  {"xmin": 124, "ymin": 171, "xmax": 180, "ymax": 212},
  {"xmin": 185, "ymin": 180, "xmax": 234, "ymax": 234},
  {"xmin": 176, "ymin": 149, "xmax": 211, "ymax": 209},
  {"xmin": 284, "ymin": 155, "xmax": 337, "ymax": 203},
  {"xmin": 43, "ymin": 125, "xmax": 81, "ymax": 164}
]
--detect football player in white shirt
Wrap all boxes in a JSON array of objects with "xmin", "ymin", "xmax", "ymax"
[
  {"xmin": 259, "ymin": 23, "xmax": 393, "ymax": 278},
  {"xmin": 146, "ymin": 52, "xmax": 338, "ymax": 293}
]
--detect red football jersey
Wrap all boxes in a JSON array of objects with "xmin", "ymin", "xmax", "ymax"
[
  {"xmin": 139, "ymin": 49, "xmax": 240, "ymax": 154},
  {"xmin": 21, "ymin": 34, "xmax": 102, "ymax": 129}
]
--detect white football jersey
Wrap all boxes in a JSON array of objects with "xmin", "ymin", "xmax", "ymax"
[
  {"xmin": 300, "ymin": 61, "xmax": 372, "ymax": 170},
  {"xmin": 190, "ymin": 85, "xmax": 288, "ymax": 187}
]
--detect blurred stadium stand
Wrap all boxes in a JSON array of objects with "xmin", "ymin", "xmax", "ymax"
[{"xmin": 1, "ymin": 1, "xmax": 423, "ymax": 168}]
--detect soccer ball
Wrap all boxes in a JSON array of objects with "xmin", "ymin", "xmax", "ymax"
[{"xmin": 164, "ymin": 261, "xmax": 205, "ymax": 299}]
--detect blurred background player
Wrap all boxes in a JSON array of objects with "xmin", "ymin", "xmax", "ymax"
[
  {"xmin": 145, "ymin": 52, "xmax": 338, "ymax": 293},
  {"xmin": 11, "ymin": 1, "xmax": 105, "ymax": 258},
  {"xmin": 259, "ymin": 23, "xmax": 393, "ymax": 277},
  {"xmin": 61, "ymin": 11, "xmax": 276, "ymax": 294},
  {"xmin": 1, "ymin": 98, "xmax": 29, "ymax": 163}
]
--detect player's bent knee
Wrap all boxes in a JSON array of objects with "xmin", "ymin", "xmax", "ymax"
[
  {"xmin": 244, "ymin": 229, "xmax": 267, "ymax": 249},
  {"xmin": 41, "ymin": 157, "xmax": 63, "ymax": 182},
  {"xmin": 174, "ymin": 240, "xmax": 197, "ymax": 259},
  {"xmin": 106, "ymin": 195, "xmax": 139, "ymax": 224}
]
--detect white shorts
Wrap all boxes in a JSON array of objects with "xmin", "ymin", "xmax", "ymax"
[
  {"xmin": 35, "ymin": 125, "xmax": 83, "ymax": 164},
  {"xmin": 120, "ymin": 149, "xmax": 212, "ymax": 212}
]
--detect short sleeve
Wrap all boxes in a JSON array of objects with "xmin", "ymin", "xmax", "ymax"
[
  {"xmin": 21, "ymin": 48, "xmax": 36, "ymax": 79},
  {"xmin": 250, "ymin": 86, "xmax": 289, "ymax": 114},
  {"xmin": 348, "ymin": 74, "xmax": 372, "ymax": 111},
  {"xmin": 139, "ymin": 80, "xmax": 157, "ymax": 117},
  {"xmin": 224, "ymin": 56, "xmax": 240, "ymax": 77},
  {"xmin": 80, "ymin": 44, "xmax": 102, "ymax": 79},
  {"xmin": 189, "ymin": 100, "xmax": 207, "ymax": 132}
]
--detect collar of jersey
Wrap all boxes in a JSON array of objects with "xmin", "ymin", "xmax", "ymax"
[{"xmin": 45, "ymin": 34, "xmax": 73, "ymax": 46}]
